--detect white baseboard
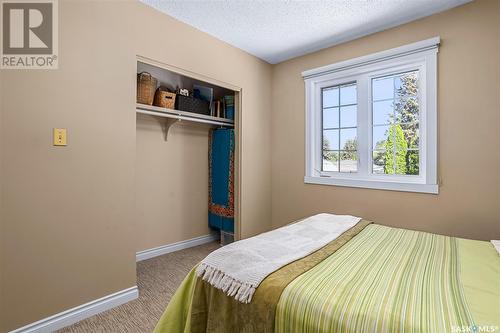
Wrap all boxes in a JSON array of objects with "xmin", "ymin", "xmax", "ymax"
[
  {"xmin": 8, "ymin": 234, "xmax": 218, "ymax": 332},
  {"xmin": 8, "ymin": 286, "xmax": 138, "ymax": 333},
  {"xmin": 136, "ymin": 233, "xmax": 219, "ymax": 262}
]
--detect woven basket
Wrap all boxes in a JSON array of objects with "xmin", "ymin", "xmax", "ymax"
[
  {"xmin": 153, "ymin": 88, "xmax": 176, "ymax": 109},
  {"xmin": 137, "ymin": 72, "xmax": 157, "ymax": 105},
  {"xmin": 175, "ymin": 94, "xmax": 210, "ymax": 115}
]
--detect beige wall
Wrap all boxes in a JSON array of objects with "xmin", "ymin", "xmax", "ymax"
[
  {"xmin": 135, "ymin": 116, "xmax": 212, "ymax": 252},
  {"xmin": 0, "ymin": 1, "xmax": 272, "ymax": 331},
  {"xmin": 271, "ymin": 0, "xmax": 500, "ymax": 240}
]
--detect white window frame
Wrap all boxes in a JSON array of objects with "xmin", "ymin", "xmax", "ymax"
[{"xmin": 303, "ymin": 37, "xmax": 439, "ymax": 194}]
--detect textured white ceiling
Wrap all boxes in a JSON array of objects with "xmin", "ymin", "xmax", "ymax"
[{"xmin": 142, "ymin": 0, "xmax": 471, "ymax": 64}]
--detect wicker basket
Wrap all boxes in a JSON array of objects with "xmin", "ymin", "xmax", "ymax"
[
  {"xmin": 153, "ymin": 88, "xmax": 176, "ymax": 109},
  {"xmin": 136, "ymin": 72, "xmax": 157, "ymax": 105}
]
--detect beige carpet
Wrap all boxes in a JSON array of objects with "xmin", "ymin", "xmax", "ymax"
[{"xmin": 57, "ymin": 241, "xmax": 220, "ymax": 333}]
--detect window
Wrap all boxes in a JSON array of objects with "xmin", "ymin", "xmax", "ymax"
[
  {"xmin": 322, "ymin": 83, "xmax": 358, "ymax": 173},
  {"xmin": 371, "ymin": 71, "xmax": 419, "ymax": 176},
  {"xmin": 304, "ymin": 37, "xmax": 439, "ymax": 194}
]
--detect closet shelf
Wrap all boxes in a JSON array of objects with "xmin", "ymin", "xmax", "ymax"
[
  {"xmin": 137, "ymin": 103, "xmax": 234, "ymax": 126},
  {"xmin": 136, "ymin": 103, "xmax": 234, "ymax": 141}
]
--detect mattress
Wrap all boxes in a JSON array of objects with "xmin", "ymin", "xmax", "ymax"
[{"xmin": 154, "ymin": 222, "xmax": 500, "ymax": 333}]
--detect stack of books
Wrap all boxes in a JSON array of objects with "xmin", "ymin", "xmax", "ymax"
[
  {"xmin": 223, "ymin": 95, "xmax": 234, "ymax": 120},
  {"xmin": 211, "ymin": 95, "xmax": 235, "ymax": 120}
]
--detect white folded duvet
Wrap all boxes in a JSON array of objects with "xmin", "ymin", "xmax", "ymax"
[{"xmin": 195, "ymin": 213, "xmax": 361, "ymax": 303}]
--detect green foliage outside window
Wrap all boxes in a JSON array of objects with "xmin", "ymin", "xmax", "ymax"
[
  {"xmin": 383, "ymin": 72, "xmax": 420, "ymax": 175},
  {"xmin": 323, "ymin": 138, "xmax": 338, "ymax": 162},
  {"xmin": 384, "ymin": 124, "xmax": 407, "ymax": 174}
]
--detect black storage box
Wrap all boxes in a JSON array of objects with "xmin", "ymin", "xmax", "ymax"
[{"xmin": 175, "ymin": 94, "xmax": 210, "ymax": 115}]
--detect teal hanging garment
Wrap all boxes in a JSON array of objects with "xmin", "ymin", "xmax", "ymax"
[{"xmin": 208, "ymin": 128, "xmax": 234, "ymax": 233}]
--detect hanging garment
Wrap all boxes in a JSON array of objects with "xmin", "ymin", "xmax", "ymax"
[{"xmin": 208, "ymin": 128, "xmax": 234, "ymax": 233}]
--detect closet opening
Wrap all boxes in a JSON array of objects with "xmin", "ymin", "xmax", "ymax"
[{"xmin": 135, "ymin": 56, "xmax": 241, "ymax": 255}]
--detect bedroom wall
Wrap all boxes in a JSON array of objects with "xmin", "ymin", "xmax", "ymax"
[
  {"xmin": 270, "ymin": 0, "xmax": 500, "ymax": 240},
  {"xmin": 0, "ymin": 1, "xmax": 272, "ymax": 331},
  {"xmin": 135, "ymin": 118, "xmax": 212, "ymax": 252}
]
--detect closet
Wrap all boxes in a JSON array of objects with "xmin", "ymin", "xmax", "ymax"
[{"xmin": 136, "ymin": 56, "xmax": 240, "ymax": 245}]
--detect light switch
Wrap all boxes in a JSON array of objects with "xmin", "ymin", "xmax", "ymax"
[{"xmin": 53, "ymin": 128, "xmax": 67, "ymax": 146}]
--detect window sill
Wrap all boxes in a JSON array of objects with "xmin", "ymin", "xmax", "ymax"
[{"xmin": 304, "ymin": 176, "xmax": 438, "ymax": 194}]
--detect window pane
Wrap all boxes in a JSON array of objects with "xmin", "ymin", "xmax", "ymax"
[
  {"xmin": 340, "ymin": 151, "xmax": 357, "ymax": 173},
  {"xmin": 406, "ymin": 150, "xmax": 419, "ymax": 175},
  {"xmin": 323, "ymin": 151, "xmax": 338, "ymax": 172},
  {"xmin": 394, "ymin": 75, "xmax": 402, "ymax": 91},
  {"xmin": 394, "ymin": 97, "xmax": 419, "ymax": 123},
  {"xmin": 340, "ymin": 105, "xmax": 356, "ymax": 128},
  {"xmin": 373, "ymin": 100, "xmax": 393, "ymax": 125},
  {"xmin": 340, "ymin": 128, "xmax": 357, "ymax": 150},
  {"xmin": 395, "ymin": 72, "xmax": 418, "ymax": 97},
  {"xmin": 323, "ymin": 107, "xmax": 339, "ymax": 129},
  {"xmin": 373, "ymin": 149, "xmax": 419, "ymax": 175},
  {"xmin": 340, "ymin": 84, "xmax": 356, "ymax": 105},
  {"xmin": 373, "ymin": 77, "xmax": 393, "ymax": 101},
  {"xmin": 372, "ymin": 71, "xmax": 420, "ymax": 177},
  {"xmin": 401, "ymin": 122, "xmax": 419, "ymax": 148},
  {"xmin": 391, "ymin": 147, "xmax": 410, "ymax": 175},
  {"xmin": 323, "ymin": 129, "xmax": 339, "ymax": 150},
  {"xmin": 322, "ymin": 82, "xmax": 357, "ymax": 173},
  {"xmin": 373, "ymin": 149, "xmax": 402, "ymax": 174},
  {"xmin": 323, "ymin": 87, "xmax": 339, "ymax": 108},
  {"xmin": 373, "ymin": 125, "xmax": 390, "ymax": 150},
  {"xmin": 393, "ymin": 71, "xmax": 419, "ymax": 123},
  {"xmin": 372, "ymin": 150, "xmax": 386, "ymax": 174}
]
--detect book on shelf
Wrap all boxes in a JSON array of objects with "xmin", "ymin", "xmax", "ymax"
[{"xmin": 223, "ymin": 95, "xmax": 234, "ymax": 120}]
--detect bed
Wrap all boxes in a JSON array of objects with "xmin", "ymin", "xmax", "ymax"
[{"xmin": 154, "ymin": 216, "xmax": 500, "ymax": 333}]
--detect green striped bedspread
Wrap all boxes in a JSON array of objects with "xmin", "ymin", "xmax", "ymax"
[
  {"xmin": 275, "ymin": 224, "xmax": 499, "ymax": 333},
  {"xmin": 154, "ymin": 223, "xmax": 500, "ymax": 333}
]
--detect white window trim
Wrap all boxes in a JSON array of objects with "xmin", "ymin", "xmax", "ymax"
[{"xmin": 303, "ymin": 37, "xmax": 439, "ymax": 194}]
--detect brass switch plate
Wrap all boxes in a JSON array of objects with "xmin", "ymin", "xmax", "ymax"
[{"xmin": 53, "ymin": 128, "xmax": 67, "ymax": 146}]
